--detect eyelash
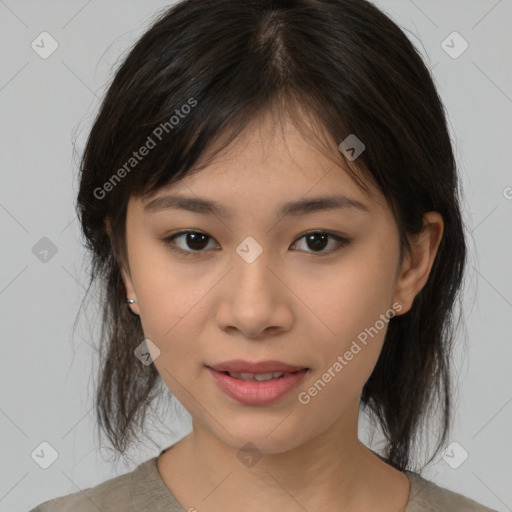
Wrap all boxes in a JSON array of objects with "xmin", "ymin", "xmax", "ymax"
[{"xmin": 161, "ymin": 230, "xmax": 351, "ymax": 258}]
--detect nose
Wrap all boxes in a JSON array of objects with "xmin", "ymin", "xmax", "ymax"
[{"xmin": 215, "ymin": 246, "xmax": 293, "ymax": 340}]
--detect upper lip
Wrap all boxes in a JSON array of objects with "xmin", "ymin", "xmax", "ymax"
[{"xmin": 208, "ymin": 359, "xmax": 308, "ymax": 374}]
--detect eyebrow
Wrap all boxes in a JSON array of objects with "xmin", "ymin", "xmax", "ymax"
[{"xmin": 143, "ymin": 194, "xmax": 370, "ymax": 219}]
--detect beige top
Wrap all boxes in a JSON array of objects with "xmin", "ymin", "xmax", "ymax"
[{"xmin": 29, "ymin": 447, "xmax": 497, "ymax": 511}]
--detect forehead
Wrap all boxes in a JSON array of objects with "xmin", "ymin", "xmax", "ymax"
[{"xmin": 139, "ymin": 113, "xmax": 386, "ymax": 215}]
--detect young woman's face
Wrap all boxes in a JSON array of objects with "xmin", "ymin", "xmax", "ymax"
[{"xmin": 121, "ymin": 112, "xmax": 434, "ymax": 454}]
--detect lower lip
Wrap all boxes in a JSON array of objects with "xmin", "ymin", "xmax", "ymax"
[{"xmin": 207, "ymin": 367, "xmax": 308, "ymax": 405}]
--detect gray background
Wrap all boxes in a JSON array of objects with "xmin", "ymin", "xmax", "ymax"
[{"xmin": 0, "ymin": 0, "xmax": 511, "ymax": 511}]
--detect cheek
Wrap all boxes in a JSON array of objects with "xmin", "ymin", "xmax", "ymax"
[
  {"xmin": 296, "ymin": 273, "xmax": 394, "ymax": 421},
  {"xmin": 129, "ymin": 248, "xmax": 222, "ymax": 384},
  {"xmin": 129, "ymin": 240, "xmax": 209, "ymax": 331},
  {"xmin": 292, "ymin": 248, "xmax": 396, "ymax": 344},
  {"xmin": 293, "ymin": 247, "xmax": 397, "ymax": 393}
]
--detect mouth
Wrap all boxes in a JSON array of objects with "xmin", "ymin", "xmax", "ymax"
[
  {"xmin": 206, "ymin": 363, "xmax": 310, "ymax": 405},
  {"xmin": 207, "ymin": 359, "xmax": 309, "ymax": 375},
  {"xmin": 213, "ymin": 369, "xmax": 309, "ymax": 382}
]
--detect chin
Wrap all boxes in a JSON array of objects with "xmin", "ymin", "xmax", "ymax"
[{"xmin": 214, "ymin": 422, "xmax": 306, "ymax": 456}]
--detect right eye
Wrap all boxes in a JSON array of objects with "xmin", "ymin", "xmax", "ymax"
[{"xmin": 162, "ymin": 230, "xmax": 219, "ymax": 258}]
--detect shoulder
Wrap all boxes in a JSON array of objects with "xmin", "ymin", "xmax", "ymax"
[
  {"xmin": 28, "ymin": 464, "xmax": 136, "ymax": 512},
  {"xmin": 405, "ymin": 471, "xmax": 498, "ymax": 512}
]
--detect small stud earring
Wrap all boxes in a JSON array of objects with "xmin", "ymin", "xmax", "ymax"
[{"xmin": 126, "ymin": 298, "xmax": 137, "ymax": 304}]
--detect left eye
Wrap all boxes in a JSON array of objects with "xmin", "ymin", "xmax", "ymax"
[
  {"xmin": 291, "ymin": 231, "xmax": 350, "ymax": 254},
  {"xmin": 162, "ymin": 230, "xmax": 350, "ymax": 257}
]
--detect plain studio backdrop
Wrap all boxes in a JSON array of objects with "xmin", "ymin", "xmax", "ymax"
[{"xmin": 0, "ymin": 1, "xmax": 511, "ymax": 511}]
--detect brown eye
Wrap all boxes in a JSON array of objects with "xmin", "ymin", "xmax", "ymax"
[
  {"xmin": 163, "ymin": 231, "xmax": 219, "ymax": 257},
  {"xmin": 179, "ymin": 232, "xmax": 210, "ymax": 251},
  {"xmin": 291, "ymin": 231, "xmax": 350, "ymax": 255}
]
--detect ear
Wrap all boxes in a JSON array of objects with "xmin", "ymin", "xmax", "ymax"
[
  {"xmin": 392, "ymin": 211, "xmax": 444, "ymax": 316},
  {"xmin": 121, "ymin": 266, "xmax": 140, "ymax": 315},
  {"xmin": 105, "ymin": 216, "xmax": 140, "ymax": 315}
]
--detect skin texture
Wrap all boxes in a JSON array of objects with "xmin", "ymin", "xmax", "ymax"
[{"xmin": 119, "ymin": 111, "xmax": 444, "ymax": 511}]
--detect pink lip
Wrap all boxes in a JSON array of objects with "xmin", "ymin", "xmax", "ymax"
[
  {"xmin": 207, "ymin": 367, "xmax": 309, "ymax": 405},
  {"xmin": 208, "ymin": 359, "xmax": 308, "ymax": 374}
]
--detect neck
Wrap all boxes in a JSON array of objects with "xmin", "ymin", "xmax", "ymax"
[{"xmin": 157, "ymin": 401, "xmax": 410, "ymax": 512}]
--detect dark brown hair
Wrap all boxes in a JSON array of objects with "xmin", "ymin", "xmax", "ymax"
[{"xmin": 75, "ymin": 0, "xmax": 467, "ymax": 471}]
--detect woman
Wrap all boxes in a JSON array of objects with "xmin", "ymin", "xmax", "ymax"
[{"xmin": 30, "ymin": 0, "xmax": 497, "ymax": 510}]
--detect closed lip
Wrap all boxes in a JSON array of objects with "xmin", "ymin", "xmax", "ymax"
[{"xmin": 207, "ymin": 359, "xmax": 309, "ymax": 374}]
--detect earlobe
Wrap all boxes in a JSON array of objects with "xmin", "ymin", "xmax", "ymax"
[
  {"xmin": 392, "ymin": 212, "xmax": 444, "ymax": 316},
  {"xmin": 106, "ymin": 216, "xmax": 140, "ymax": 315},
  {"xmin": 121, "ymin": 266, "xmax": 140, "ymax": 315}
]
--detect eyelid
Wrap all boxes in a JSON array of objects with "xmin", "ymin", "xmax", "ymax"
[{"xmin": 161, "ymin": 229, "xmax": 351, "ymax": 258}]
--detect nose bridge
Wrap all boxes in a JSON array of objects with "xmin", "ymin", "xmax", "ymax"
[{"xmin": 232, "ymin": 234, "xmax": 277, "ymax": 302}]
